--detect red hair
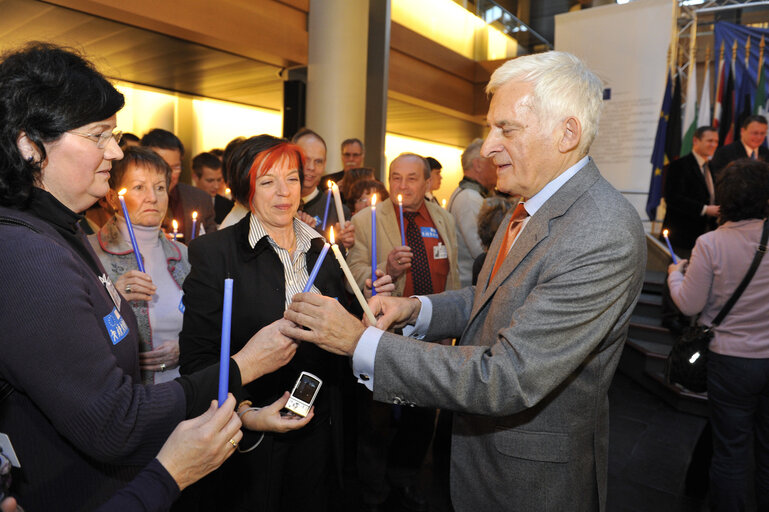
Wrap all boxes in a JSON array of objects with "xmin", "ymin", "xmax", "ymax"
[{"xmin": 247, "ymin": 142, "xmax": 304, "ymax": 207}]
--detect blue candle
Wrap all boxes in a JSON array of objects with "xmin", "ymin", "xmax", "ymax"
[
  {"xmin": 117, "ymin": 189, "xmax": 145, "ymax": 273},
  {"xmin": 371, "ymin": 194, "xmax": 378, "ymax": 296},
  {"xmin": 662, "ymin": 229, "xmax": 679, "ymax": 264},
  {"xmin": 190, "ymin": 211, "xmax": 198, "ymax": 240},
  {"xmin": 398, "ymin": 194, "xmax": 405, "ymax": 246},
  {"xmin": 218, "ymin": 277, "xmax": 234, "ymax": 407},
  {"xmin": 303, "ymin": 243, "xmax": 330, "ymax": 292},
  {"xmin": 321, "ymin": 185, "xmax": 332, "ymax": 231}
]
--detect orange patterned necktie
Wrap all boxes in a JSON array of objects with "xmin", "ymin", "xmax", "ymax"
[{"xmin": 489, "ymin": 202, "xmax": 529, "ymax": 282}]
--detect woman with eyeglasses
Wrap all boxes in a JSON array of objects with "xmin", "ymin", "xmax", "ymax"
[{"xmin": 0, "ymin": 43, "xmax": 310, "ymax": 511}]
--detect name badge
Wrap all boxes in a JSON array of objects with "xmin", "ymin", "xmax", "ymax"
[
  {"xmin": 313, "ymin": 215, "xmax": 321, "ymax": 228},
  {"xmin": 178, "ymin": 297, "xmax": 185, "ymax": 313},
  {"xmin": 99, "ymin": 273, "xmax": 121, "ymax": 310},
  {"xmin": 104, "ymin": 307, "xmax": 129, "ymax": 345},
  {"xmin": 433, "ymin": 242, "xmax": 448, "ymax": 260},
  {"xmin": 420, "ymin": 226, "xmax": 439, "ymax": 239}
]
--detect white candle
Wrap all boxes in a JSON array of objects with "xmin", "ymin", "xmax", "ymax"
[
  {"xmin": 331, "ymin": 181, "xmax": 346, "ymax": 229},
  {"xmin": 330, "ymin": 227, "xmax": 376, "ymax": 325}
]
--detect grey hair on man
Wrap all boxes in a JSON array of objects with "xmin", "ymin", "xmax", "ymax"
[
  {"xmin": 486, "ymin": 51, "xmax": 603, "ymax": 156},
  {"xmin": 461, "ymin": 138, "xmax": 485, "ymax": 172}
]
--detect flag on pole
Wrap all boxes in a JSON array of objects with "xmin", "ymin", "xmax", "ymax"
[
  {"xmin": 699, "ymin": 64, "xmax": 711, "ymax": 127},
  {"xmin": 714, "ymin": 43, "xmax": 726, "ymax": 129},
  {"xmin": 681, "ymin": 59, "xmax": 698, "ymax": 156},
  {"xmin": 735, "ymin": 62, "xmax": 755, "ymax": 130},
  {"xmin": 666, "ymin": 73, "xmax": 683, "ymax": 161},
  {"xmin": 719, "ymin": 61, "xmax": 735, "ymax": 145},
  {"xmin": 754, "ymin": 52, "xmax": 766, "ymax": 115},
  {"xmin": 646, "ymin": 72, "xmax": 673, "ymax": 221}
]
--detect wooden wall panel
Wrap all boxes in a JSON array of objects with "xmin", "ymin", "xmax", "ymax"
[{"xmin": 46, "ymin": 0, "xmax": 308, "ymax": 67}]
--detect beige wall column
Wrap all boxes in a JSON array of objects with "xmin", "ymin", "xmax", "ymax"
[{"xmin": 307, "ymin": 0, "xmax": 375, "ymax": 175}]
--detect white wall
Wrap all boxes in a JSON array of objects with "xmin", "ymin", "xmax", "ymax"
[{"xmin": 555, "ymin": 0, "xmax": 673, "ymax": 227}]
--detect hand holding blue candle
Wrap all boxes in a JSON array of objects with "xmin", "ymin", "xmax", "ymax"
[
  {"xmin": 303, "ymin": 242, "xmax": 330, "ymax": 292},
  {"xmin": 117, "ymin": 188, "xmax": 146, "ymax": 273},
  {"xmin": 662, "ymin": 229, "xmax": 679, "ymax": 264},
  {"xmin": 218, "ymin": 277, "xmax": 234, "ymax": 407}
]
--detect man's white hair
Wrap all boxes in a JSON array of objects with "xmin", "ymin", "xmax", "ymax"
[
  {"xmin": 460, "ymin": 138, "xmax": 484, "ymax": 172},
  {"xmin": 486, "ymin": 51, "xmax": 603, "ymax": 156}
]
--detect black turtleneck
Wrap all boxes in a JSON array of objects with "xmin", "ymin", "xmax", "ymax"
[{"xmin": 23, "ymin": 188, "xmax": 103, "ymax": 277}]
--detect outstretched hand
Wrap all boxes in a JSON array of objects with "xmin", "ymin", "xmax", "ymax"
[
  {"xmin": 282, "ymin": 293, "xmax": 366, "ymax": 356},
  {"xmin": 239, "ymin": 391, "xmax": 314, "ymax": 433}
]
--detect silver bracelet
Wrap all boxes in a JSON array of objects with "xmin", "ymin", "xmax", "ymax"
[{"xmin": 237, "ymin": 407, "xmax": 265, "ymax": 453}]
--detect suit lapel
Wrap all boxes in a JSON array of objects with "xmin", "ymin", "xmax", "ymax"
[
  {"xmin": 468, "ymin": 161, "xmax": 602, "ymax": 323},
  {"xmin": 380, "ymin": 200, "xmax": 403, "ymax": 250}
]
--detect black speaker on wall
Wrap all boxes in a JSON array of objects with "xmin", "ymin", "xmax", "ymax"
[{"xmin": 283, "ymin": 80, "xmax": 306, "ymax": 140}]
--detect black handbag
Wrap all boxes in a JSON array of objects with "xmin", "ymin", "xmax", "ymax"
[{"xmin": 665, "ymin": 218, "xmax": 769, "ymax": 393}]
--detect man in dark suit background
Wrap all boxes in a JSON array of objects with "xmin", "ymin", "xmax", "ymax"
[
  {"xmin": 141, "ymin": 129, "xmax": 216, "ymax": 242},
  {"xmin": 662, "ymin": 126, "xmax": 720, "ymax": 258},
  {"xmin": 191, "ymin": 151, "xmax": 234, "ymax": 226},
  {"xmin": 283, "ymin": 51, "xmax": 646, "ymax": 511},
  {"xmin": 710, "ymin": 115, "xmax": 769, "ymax": 178}
]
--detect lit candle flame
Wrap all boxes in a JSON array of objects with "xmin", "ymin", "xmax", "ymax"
[
  {"xmin": 441, "ymin": 198, "xmax": 447, "ymax": 208},
  {"xmin": 118, "ymin": 188, "xmax": 127, "ymax": 197},
  {"xmin": 329, "ymin": 225, "xmax": 335, "ymax": 245},
  {"xmin": 372, "ymin": 194, "xmax": 377, "ymax": 207},
  {"xmin": 172, "ymin": 219, "xmax": 178, "ymax": 231},
  {"xmin": 192, "ymin": 211, "xmax": 198, "ymax": 220},
  {"xmin": 327, "ymin": 180, "xmax": 334, "ymax": 189},
  {"xmin": 662, "ymin": 229, "xmax": 669, "ymax": 237},
  {"xmin": 398, "ymin": 194, "xmax": 403, "ymax": 204},
  {"xmin": 225, "ymin": 188, "xmax": 231, "ymax": 195}
]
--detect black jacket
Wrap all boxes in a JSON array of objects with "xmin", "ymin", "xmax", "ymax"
[{"xmin": 662, "ymin": 153, "xmax": 716, "ymax": 251}]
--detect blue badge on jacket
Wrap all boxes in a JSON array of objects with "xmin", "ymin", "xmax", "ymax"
[
  {"xmin": 178, "ymin": 297, "xmax": 185, "ymax": 313},
  {"xmin": 313, "ymin": 215, "xmax": 321, "ymax": 228},
  {"xmin": 420, "ymin": 227, "xmax": 439, "ymax": 239},
  {"xmin": 104, "ymin": 307, "xmax": 129, "ymax": 345}
]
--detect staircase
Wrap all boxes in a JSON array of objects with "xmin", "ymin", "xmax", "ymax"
[{"xmin": 618, "ymin": 266, "xmax": 709, "ymax": 418}]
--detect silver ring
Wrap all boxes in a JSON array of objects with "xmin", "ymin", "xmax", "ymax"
[
  {"xmin": 125, "ymin": 285, "xmax": 132, "ymax": 293},
  {"xmin": 160, "ymin": 363, "xmax": 166, "ymax": 372}
]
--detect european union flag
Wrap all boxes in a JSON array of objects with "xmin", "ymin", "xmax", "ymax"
[{"xmin": 646, "ymin": 72, "xmax": 673, "ymax": 221}]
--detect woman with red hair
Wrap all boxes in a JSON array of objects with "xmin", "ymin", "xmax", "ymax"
[{"xmin": 179, "ymin": 135, "xmax": 350, "ymax": 511}]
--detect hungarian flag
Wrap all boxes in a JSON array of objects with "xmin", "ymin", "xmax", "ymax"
[{"xmin": 681, "ymin": 59, "xmax": 698, "ymax": 156}]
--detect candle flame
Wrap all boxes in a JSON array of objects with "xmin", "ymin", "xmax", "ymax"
[
  {"xmin": 118, "ymin": 188, "xmax": 127, "ymax": 197},
  {"xmin": 372, "ymin": 194, "xmax": 377, "ymax": 207},
  {"xmin": 441, "ymin": 198, "xmax": 447, "ymax": 208},
  {"xmin": 225, "ymin": 188, "xmax": 231, "ymax": 195},
  {"xmin": 192, "ymin": 211, "xmax": 198, "ymax": 220},
  {"xmin": 327, "ymin": 180, "xmax": 333, "ymax": 189},
  {"xmin": 331, "ymin": 181, "xmax": 338, "ymax": 191},
  {"xmin": 398, "ymin": 194, "xmax": 403, "ymax": 204},
  {"xmin": 662, "ymin": 229, "xmax": 669, "ymax": 237},
  {"xmin": 172, "ymin": 219, "xmax": 178, "ymax": 231},
  {"xmin": 329, "ymin": 225, "xmax": 335, "ymax": 244}
]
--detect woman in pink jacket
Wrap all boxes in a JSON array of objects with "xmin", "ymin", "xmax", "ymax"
[{"xmin": 668, "ymin": 159, "xmax": 769, "ymax": 511}]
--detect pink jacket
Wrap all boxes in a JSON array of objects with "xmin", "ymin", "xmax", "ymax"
[{"xmin": 668, "ymin": 218, "xmax": 769, "ymax": 358}]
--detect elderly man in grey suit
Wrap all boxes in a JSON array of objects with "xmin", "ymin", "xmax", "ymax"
[{"xmin": 283, "ymin": 51, "xmax": 646, "ymax": 512}]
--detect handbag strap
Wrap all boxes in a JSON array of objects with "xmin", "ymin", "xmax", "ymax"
[{"xmin": 711, "ymin": 218, "xmax": 769, "ymax": 326}]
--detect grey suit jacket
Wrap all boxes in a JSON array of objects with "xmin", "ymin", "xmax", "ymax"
[{"xmin": 372, "ymin": 160, "xmax": 646, "ymax": 511}]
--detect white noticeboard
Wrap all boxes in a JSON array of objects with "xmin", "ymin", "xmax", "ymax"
[{"xmin": 555, "ymin": 0, "xmax": 672, "ymax": 225}]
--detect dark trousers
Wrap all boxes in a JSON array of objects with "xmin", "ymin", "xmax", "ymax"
[
  {"xmin": 708, "ymin": 352, "xmax": 769, "ymax": 512},
  {"xmin": 357, "ymin": 388, "xmax": 436, "ymax": 505}
]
